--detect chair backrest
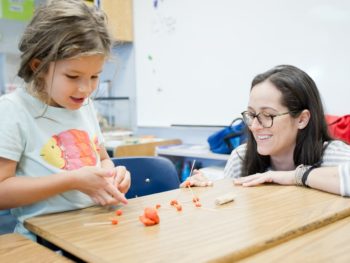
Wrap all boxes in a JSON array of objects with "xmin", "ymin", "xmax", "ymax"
[
  {"xmin": 111, "ymin": 156, "xmax": 180, "ymax": 198},
  {"xmin": 325, "ymin": 114, "xmax": 350, "ymax": 144},
  {"xmin": 0, "ymin": 210, "xmax": 16, "ymax": 235}
]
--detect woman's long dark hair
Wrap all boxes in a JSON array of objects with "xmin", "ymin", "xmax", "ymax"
[{"xmin": 242, "ymin": 65, "xmax": 332, "ymax": 176}]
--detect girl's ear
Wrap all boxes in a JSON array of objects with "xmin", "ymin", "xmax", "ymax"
[
  {"xmin": 29, "ymin": 58, "xmax": 41, "ymax": 72},
  {"xmin": 298, "ymin": 109, "xmax": 311, "ymax": 129}
]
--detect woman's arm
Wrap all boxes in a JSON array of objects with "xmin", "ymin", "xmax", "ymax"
[
  {"xmin": 234, "ymin": 141, "xmax": 349, "ymax": 196},
  {"xmin": 233, "ymin": 166, "xmax": 341, "ymax": 195},
  {"xmin": 306, "ymin": 166, "xmax": 340, "ymax": 195}
]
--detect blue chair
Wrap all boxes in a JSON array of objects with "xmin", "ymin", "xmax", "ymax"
[
  {"xmin": 0, "ymin": 210, "xmax": 16, "ymax": 235},
  {"xmin": 111, "ymin": 156, "xmax": 180, "ymax": 198}
]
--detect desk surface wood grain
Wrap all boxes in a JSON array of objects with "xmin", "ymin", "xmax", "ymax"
[
  {"xmin": 25, "ymin": 179, "xmax": 350, "ymax": 263},
  {"xmin": 0, "ymin": 233, "xmax": 72, "ymax": 262},
  {"xmin": 240, "ymin": 216, "xmax": 350, "ymax": 263}
]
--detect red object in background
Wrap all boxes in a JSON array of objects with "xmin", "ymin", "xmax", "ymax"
[{"xmin": 325, "ymin": 115, "xmax": 350, "ymax": 144}]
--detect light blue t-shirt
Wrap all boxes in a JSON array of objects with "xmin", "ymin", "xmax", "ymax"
[{"xmin": 0, "ymin": 88, "xmax": 104, "ymax": 240}]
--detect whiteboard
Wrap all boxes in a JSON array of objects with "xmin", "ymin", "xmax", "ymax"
[{"xmin": 133, "ymin": 0, "xmax": 350, "ymax": 127}]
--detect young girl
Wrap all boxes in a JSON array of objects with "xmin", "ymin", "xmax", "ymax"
[
  {"xmin": 183, "ymin": 65, "xmax": 350, "ymax": 196},
  {"xmin": 0, "ymin": 0, "xmax": 130, "ymax": 240}
]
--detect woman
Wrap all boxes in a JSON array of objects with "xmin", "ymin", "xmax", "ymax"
[{"xmin": 183, "ymin": 65, "xmax": 350, "ymax": 196}]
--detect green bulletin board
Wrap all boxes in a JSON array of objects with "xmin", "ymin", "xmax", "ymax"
[{"xmin": 0, "ymin": 0, "xmax": 34, "ymax": 21}]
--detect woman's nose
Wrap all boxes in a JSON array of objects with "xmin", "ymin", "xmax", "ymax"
[{"xmin": 250, "ymin": 117, "xmax": 263, "ymax": 130}]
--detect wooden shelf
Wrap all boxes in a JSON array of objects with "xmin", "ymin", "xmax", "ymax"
[
  {"xmin": 113, "ymin": 139, "xmax": 181, "ymax": 157},
  {"xmin": 100, "ymin": 0, "xmax": 133, "ymax": 42}
]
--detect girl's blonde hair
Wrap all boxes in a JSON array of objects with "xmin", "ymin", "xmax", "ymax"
[{"xmin": 17, "ymin": 0, "xmax": 112, "ymax": 98}]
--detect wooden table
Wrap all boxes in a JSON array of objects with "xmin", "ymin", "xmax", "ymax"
[
  {"xmin": 0, "ymin": 233, "xmax": 72, "ymax": 262},
  {"xmin": 240, "ymin": 216, "xmax": 350, "ymax": 262},
  {"xmin": 25, "ymin": 179, "xmax": 350, "ymax": 262}
]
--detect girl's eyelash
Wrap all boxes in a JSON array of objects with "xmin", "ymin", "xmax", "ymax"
[{"xmin": 66, "ymin": 75, "xmax": 99, "ymax": 79}]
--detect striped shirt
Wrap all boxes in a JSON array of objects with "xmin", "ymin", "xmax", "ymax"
[{"xmin": 223, "ymin": 140, "xmax": 350, "ymax": 196}]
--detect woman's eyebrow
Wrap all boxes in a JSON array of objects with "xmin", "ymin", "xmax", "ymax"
[{"xmin": 247, "ymin": 106, "xmax": 278, "ymax": 112}]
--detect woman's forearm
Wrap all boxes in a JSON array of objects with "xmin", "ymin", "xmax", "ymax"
[{"xmin": 306, "ymin": 167, "xmax": 340, "ymax": 195}]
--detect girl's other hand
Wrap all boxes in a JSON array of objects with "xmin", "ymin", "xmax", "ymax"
[
  {"xmin": 112, "ymin": 165, "xmax": 131, "ymax": 194},
  {"xmin": 70, "ymin": 166, "xmax": 128, "ymax": 206},
  {"xmin": 179, "ymin": 170, "xmax": 213, "ymax": 187}
]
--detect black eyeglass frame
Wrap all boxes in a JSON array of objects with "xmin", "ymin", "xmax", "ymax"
[{"xmin": 241, "ymin": 110, "xmax": 291, "ymax": 128}]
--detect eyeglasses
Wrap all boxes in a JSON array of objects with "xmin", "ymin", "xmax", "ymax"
[{"xmin": 241, "ymin": 110, "xmax": 291, "ymax": 128}]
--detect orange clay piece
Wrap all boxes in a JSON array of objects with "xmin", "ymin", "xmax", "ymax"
[
  {"xmin": 144, "ymin": 207, "xmax": 160, "ymax": 224},
  {"xmin": 175, "ymin": 204, "xmax": 182, "ymax": 211},
  {"xmin": 184, "ymin": 181, "xmax": 191, "ymax": 187},
  {"xmin": 192, "ymin": 197, "xmax": 199, "ymax": 203},
  {"xmin": 195, "ymin": 202, "xmax": 202, "ymax": 207},
  {"xmin": 111, "ymin": 218, "xmax": 118, "ymax": 225},
  {"xmin": 115, "ymin": 209, "xmax": 123, "ymax": 216},
  {"xmin": 170, "ymin": 199, "xmax": 178, "ymax": 206},
  {"xmin": 139, "ymin": 207, "xmax": 160, "ymax": 226},
  {"xmin": 139, "ymin": 215, "xmax": 156, "ymax": 226},
  {"xmin": 155, "ymin": 204, "xmax": 161, "ymax": 209}
]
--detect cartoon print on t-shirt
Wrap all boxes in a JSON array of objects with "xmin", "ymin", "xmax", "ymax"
[{"xmin": 40, "ymin": 129, "xmax": 100, "ymax": 170}]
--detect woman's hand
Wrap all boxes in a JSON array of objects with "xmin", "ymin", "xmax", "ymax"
[
  {"xmin": 70, "ymin": 166, "xmax": 128, "ymax": 206},
  {"xmin": 179, "ymin": 170, "xmax": 213, "ymax": 187},
  {"xmin": 233, "ymin": 170, "xmax": 295, "ymax": 187}
]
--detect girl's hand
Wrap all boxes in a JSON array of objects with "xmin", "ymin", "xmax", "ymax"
[
  {"xmin": 70, "ymin": 166, "xmax": 128, "ymax": 206},
  {"xmin": 112, "ymin": 166, "xmax": 131, "ymax": 194},
  {"xmin": 233, "ymin": 170, "xmax": 295, "ymax": 187},
  {"xmin": 179, "ymin": 170, "xmax": 213, "ymax": 187}
]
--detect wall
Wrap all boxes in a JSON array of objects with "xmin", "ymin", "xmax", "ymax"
[
  {"xmin": 133, "ymin": 0, "xmax": 350, "ymax": 127},
  {"xmin": 0, "ymin": 20, "xmax": 27, "ymax": 92},
  {"xmin": 95, "ymin": 43, "xmax": 137, "ymax": 130},
  {"xmin": 135, "ymin": 125, "xmax": 222, "ymax": 144},
  {"xmin": 0, "ymin": 53, "xmax": 4, "ymax": 94}
]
